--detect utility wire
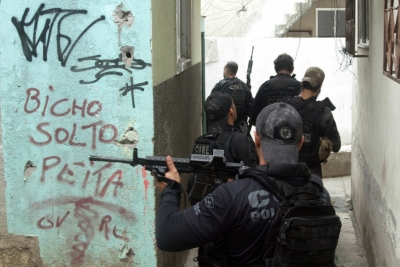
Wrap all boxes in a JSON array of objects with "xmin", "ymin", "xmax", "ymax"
[
  {"xmin": 219, "ymin": 0, "xmax": 243, "ymax": 3},
  {"xmin": 330, "ymin": 0, "xmax": 353, "ymax": 72},
  {"xmin": 205, "ymin": 0, "xmax": 253, "ymax": 35},
  {"xmin": 209, "ymin": 13, "xmax": 238, "ymax": 35},
  {"xmin": 202, "ymin": 0, "xmax": 215, "ymax": 14},
  {"xmin": 203, "ymin": 0, "xmax": 253, "ymax": 18},
  {"xmin": 209, "ymin": 3, "xmax": 247, "ymax": 12},
  {"xmin": 206, "ymin": 10, "xmax": 241, "ymax": 21}
]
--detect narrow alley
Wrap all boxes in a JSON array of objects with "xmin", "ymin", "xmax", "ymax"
[{"xmin": 1, "ymin": 0, "xmax": 399, "ymax": 266}]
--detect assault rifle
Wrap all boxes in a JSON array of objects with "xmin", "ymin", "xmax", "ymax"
[
  {"xmin": 246, "ymin": 46, "xmax": 254, "ymax": 90},
  {"xmin": 89, "ymin": 148, "xmax": 244, "ymax": 201}
]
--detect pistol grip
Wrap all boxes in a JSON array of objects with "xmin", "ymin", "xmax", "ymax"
[{"xmin": 152, "ymin": 167, "xmax": 167, "ymax": 182}]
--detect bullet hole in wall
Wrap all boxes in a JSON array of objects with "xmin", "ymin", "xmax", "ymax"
[
  {"xmin": 120, "ymin": 46, "xmax": 134, "ymax": 68},
  {"xmin": 120, "ymin": 248, "xmax": 135, "ymax": 263},
  {"xmin": 24, "ymin": 161, "xmax": 37, "ymax": 179},
  {"xmin": 114, "ymin": 127, "xmax": 138, "ymax": 149}
]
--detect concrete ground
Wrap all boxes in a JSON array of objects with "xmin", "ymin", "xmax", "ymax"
[
  {"xmin": 184, "ymin": 175, "xmax": 370, "ymax": 267},
  {"xmin": 324, "ymin": 176, "xmax": 369, "ymax": 267}
]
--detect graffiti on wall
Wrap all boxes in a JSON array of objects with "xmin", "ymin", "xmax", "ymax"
[
  {"xmin": 23, "ymin": 85, "xmax": 140, "ymax": 265},
  {"xmin": 6, "ymin": 2, "xmax": 153, "ymax": 266},
  {"xmin": 12, "ymin": 3, "xmax": 152, "ymax": 109},
  {"xmin": 24, "ymin": 86, "xmax": 117, "ymax": 149},
  {"xmin": 11, "ymin": 4, "xmax": 105, "ymax": 66}
]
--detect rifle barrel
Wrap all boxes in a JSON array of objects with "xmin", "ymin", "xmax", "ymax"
[{"xmin": 89, "ymin": 155, "xmax": 134, "ymax": 165}]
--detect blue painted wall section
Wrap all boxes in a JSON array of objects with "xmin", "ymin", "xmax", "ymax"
[{"xmin": 0, "ymin": 1, "xmax": 155, "ymax": 266}]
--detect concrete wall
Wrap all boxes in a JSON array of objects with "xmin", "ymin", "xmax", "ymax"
[
  {"xmin": 0, "ymin": 1, "xmax": 156, "ymax": 266},
  {"xmin": 152, "ymin": 0, "xmax": 176, "ymax": 85},
  {"xmin": 153, "ymin": 63, "xmax": 202, "ymax": 267},
  {"xmin": 152, "ymin": 0, "xmax": 201, "ymax": 86},
  {"xmin": 152, "ymin": 1, "xmax": 203, "ymax": 265},
  {"xmin": 352, "ymin": 0, "xmax": 400, "ymax": 266},
  {"xmin": 205, "ymin": 37, "xmax": 352, "ymax": 146},
  {"xmin": 287, "ymin": 0, "xmax": 346, "ymax": 37}
]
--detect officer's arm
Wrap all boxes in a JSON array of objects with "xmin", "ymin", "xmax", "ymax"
[
  {"xmin": 231, "ymin": 134, "xmax": 258, "ymax": 168},
  {"xmin": 250, "ymin": 85, "xmax": 266, "ymax": 124},
  {"xmin": 211, "ymin": 82, "xmax": 221, "ymax": 92},
  {"xmin": 295, "ymin": 80, "xmax": 302, "ymax": 96},
  {"xmin": 321, "ymin": 108, "xmax": 341, "ymax": 152},
  {"xmin": 156, "ymin": 159, "xmax": 236, "ymax": 252}
]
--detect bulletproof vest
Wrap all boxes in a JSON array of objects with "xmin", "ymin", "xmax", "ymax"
[
  {"xmin": 239, "ymin": 168, "xmax": 341, "ymax": 267},
  {"xmin": 260, "ymin": 75, "xmax": 299, "ymax": 106},
  {"xmin": 188, "ymin": 130, "xmax": 237, "ymax": 204},
  {"xmin": 219, "ymin": 78, "xmax": 247, "ymax": 120},
  {"xmin": 192, "ymin": 130, "xmax": 236, "ymax": 162},
  {"xmin": 287, "ymin": 97, "xmax": 326, "ymax": 165}
]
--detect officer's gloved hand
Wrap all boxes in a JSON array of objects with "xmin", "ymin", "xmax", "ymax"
[{"xmin": 155, "ymin": 156, "xmax": 181, "ymax": 193}]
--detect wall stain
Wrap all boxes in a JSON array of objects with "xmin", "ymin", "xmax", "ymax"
[{"xmin": 353, "ymin": 130, "xmax": 400, "ymax": 266}]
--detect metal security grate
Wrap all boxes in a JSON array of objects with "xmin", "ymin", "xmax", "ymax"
[
  {"xmin": 384, "ymin": 1, "xmax": 400, "ymax": 83},
  {"xmin": 345, "ymin": 0, "xmax": 356, "ymax": 55}
]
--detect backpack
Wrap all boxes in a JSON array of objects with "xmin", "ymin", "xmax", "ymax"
[
  {"xmin": 241, "ymin": 168, "xmax": 342, "ymax": 267},
  {"xmin": 259, "ymin": 75, "xmax": 299, "ymax": 107},
  {"xmin": 218, "ymin": 79, "xmax": 247, "ymax": 119},
  {"xmin": 284, "ymin": 97, "xmax": 325, "ymax": 165}
]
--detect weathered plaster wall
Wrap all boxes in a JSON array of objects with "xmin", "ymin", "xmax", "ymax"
[
  {"xmin": 0, "ymin": 1, "xmax": 156, "ymax": 266},
  {"xmin": 151, "ymin": 0, "xmax": 176, "ymax": 86},
  {"xmin": 152, "ymin": 0, "xmax": 201, "ymax": 86},
  {"xmin": 287, "ymin": 0, "xmax": 346, "ymax": 37},
  {"xmin": 0, "ymin": 106, "xmax": 6, "ymax": 233},
  {"xmin": 352, "ymin": 0, "xmax": 400, "ymax": 266},
  {"xmin": 191, "ymin": 0, "xmax": 202, "ymax": 65},
  {"xmin": 153, "ymin": 62, "xmax": 202, "ymax": 267}
]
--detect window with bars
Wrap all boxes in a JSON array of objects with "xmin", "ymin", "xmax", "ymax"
[
  {"xmin": 345, "ymin": 0, "xmax": 355, "ymax": 55},
  {"xmin": 358, "ymin": 0, "xmax": 369, "ymax": 46},
  {"xmin": 383, "ymin": 0, "xmax": 400, "ymax": 82},
  {"xmin": 346, "ymin": 0, "xmax": 370, "ymax": 56},
  {"xmin": 176, "ymin": 0, "xmax": 192, "ymax": 73}
]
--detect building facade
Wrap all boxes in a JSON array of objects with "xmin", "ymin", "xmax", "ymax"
[
  {"xmin": 351, "ymin": 0, "xmax": 400, "ymax": 266},
  {"xmin": 0, "ymin": 0, "xmax": 201, "ymax": 266}
]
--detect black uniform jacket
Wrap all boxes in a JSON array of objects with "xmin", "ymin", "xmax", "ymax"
[
  {"xmin": 156, "ymin": 163, "xmax": 313, "ymax": 266},
  {"xmin": 251, "ymin": 73, "xmax": 301, "ymax": 124},
  {"xmin": 221, "ymin": 125, "xmax": 257, "ymax": 168},
  {"xmin": 211, "ymin": 77, "xmax": 253, "ymax": 127},
  {"xmin": 290, "ymin": 96, "xmax": 341, "ymax": 153}
]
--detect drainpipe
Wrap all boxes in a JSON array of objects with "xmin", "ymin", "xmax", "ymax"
[{"xmin": 201, "ymin": 16, "xmax": 206, "ymax": 134}]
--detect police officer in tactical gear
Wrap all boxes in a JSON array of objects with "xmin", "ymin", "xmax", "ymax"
[
  {"xmin": 211, "ymin": 61, "xmax": 253, "ymax": 133},
  {"xmin": 188, "ymin": 91, "xmax": 257, "ymax": 204},
  {"xmin": 155, "ymin": 103, "xmax": 332, "ymax": 266},
  {"xmin": 285, "ymin": 66, "xmax": 341, "ymax": 178},
  {"xmin": 250, "ymin": 53, "xmax": 301, "ymax": 124}
]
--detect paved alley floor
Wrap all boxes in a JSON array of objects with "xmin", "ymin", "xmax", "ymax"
[
  {"xmin": 324, "ymin": 176, "xmax": 369, "ymax": 267},
  {"xmin": 185, "ymin": 176, "xmax": 370, "ymax": 267}
]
